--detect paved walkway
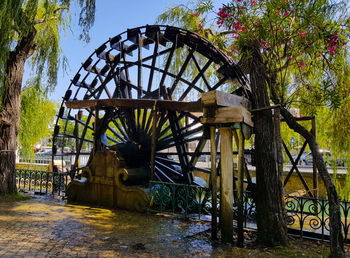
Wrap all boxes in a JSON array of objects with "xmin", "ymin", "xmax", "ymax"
[
  {"xmin": 0, "ymin": 195, "xmax": 336, "ymax": 257},
  {"xmin": 0, "ymin": 195, "xmax": 234, "ymax": 257}
]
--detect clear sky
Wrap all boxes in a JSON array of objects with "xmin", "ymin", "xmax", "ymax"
[{"xmin": 50, "ymin": 0, "xmax": 188, "ymax": 103}]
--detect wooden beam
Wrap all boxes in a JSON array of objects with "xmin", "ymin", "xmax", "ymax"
[
  {"xmin": 201, "ymin": 90, "xmax": 251, "ymax": 109},
  {"xmin": 219, "ymin": 127, "xmax": 233, "ymax": 244},
  {"xmin": 210, "ymin": 126, "xmax": 218, "ymax": 240},
  {"xmin": 235, "ymin": 128, "xmax": 244, "ymax": 247},
  {"xmin": 150, "ymin": 103, "xmax": 157, "ymax": 181},
  {"xmin": 65, "ymin": 98, "xmax": 203, "ymax": 112},
  {"xmin": 200, "ymin": 106, "xmax": 253, "ymax": 127}
]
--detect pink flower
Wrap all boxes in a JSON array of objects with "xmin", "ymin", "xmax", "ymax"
[
  {"xmin": 233, "ymin": 35, "xmax": 239, "ymax": 39},
  {"xmin": 308, "ymin": 40, "xmax": 313, "ymax": 44},
  {"xmin": 198, "ymin": 24, "xmax": 203, "ymax": 28},
  {"xmin": 261, "ymin": 40, "xmax": 267, "ymax": 48},
  {"xmin": 300, "ymin": 31, "xmax": 307, "ymax": 37},
  {"xmin": 251, "ymin": 1, "xmax": 256, "ymax": 6},
  {"xmin": 342, "ymin": 42, "xmax": 347, "ymax": 46},
  {"xmin": 234, "ymin": 24, "xmax": 241, "ymax": 30},
  {"xmin": 195, "ymin": 13, "xmax": 199, "ymax": 17},
  {"xmin": 299, "ymin": 62, "xmax": 305, "ymax": 67},
  {"xmin": 289, "ymin": 56, "xmax": 293, "ymax": 59},
  {"xmin": 316, "ymin": 53, "xmax": 321, "ymax": 58},
  {"xmin": 274, "ymin": 10, "xmax": 281, "ymax": 15},
  {"xmin": 283, "ymin": 12, "xmax": 289, "ymax": 16},
  {"xmin": 217, "ymin": 7, "xmax": 228, "ymax": 19},
  {"xmin": 241, "ymin": 26, "xmax": 247, "ymax": 32}
]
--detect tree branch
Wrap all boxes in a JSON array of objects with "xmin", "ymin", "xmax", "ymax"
[{"xmin": 34, "ymin": 6, "xmax": 69, "ymax": 25}]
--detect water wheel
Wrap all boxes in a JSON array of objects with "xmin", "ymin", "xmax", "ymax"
[{"xmin": 52, "ymin": 25, "xmax": 248, "ymax": 184}]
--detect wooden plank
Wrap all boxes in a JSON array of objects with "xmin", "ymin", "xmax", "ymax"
[
  {"xmin": 200, "ymin": 106, "xmax": 253, "ymax": 127},
  {"xmin": 65, "ymin": 98, "xmax": 203, "ymax": 112},
  {"xmin": 219, "ymin": 127, "xmax": 233, "ymax": 244},
  {"xmin": 150, "ymin": 104, "xmax": 157, "ymax": 181},
  {"xmin": 210, "ymin": 126, "xmax": 218, "ymax": 240},
  {"xmin": 235, "ymin": 128, "xmax": 244, "ymax": 247},
  {"xmin": 201, "ymin": 90, "xmax": 251, "ymax": 109}
]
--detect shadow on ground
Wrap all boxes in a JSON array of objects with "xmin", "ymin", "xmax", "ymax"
[{"xmin": 0, "ymin": 195, "xmax": 333, "ymax": 257}]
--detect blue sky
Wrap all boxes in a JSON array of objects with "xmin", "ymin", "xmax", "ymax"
[{"xmin": 50, "ymin": 0, "xmax": 188, "ymax": 102}]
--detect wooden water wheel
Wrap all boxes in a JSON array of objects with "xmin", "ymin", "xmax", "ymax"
[{"xmin": 52, "ymin": 25, "xmax": 248, "ymax": 184}]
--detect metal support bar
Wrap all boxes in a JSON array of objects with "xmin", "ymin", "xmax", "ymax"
[{"xmin": 311, "ymin": 117, "xmax": 318, "ymax": 198}]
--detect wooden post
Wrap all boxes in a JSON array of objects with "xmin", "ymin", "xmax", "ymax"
[
  {"xmin": 210, "ymin": 126, "xmax": 218, "ymax": 240},
  {"xmin": 93, "ymin": 107, "xmax": 100, "ymax": 155},
  {"xmin": 74, "ymin": 114, "xmax": 80, "ymax": 169},
  {"xmin": 234, "ymin": 128, "xmax": 244, "ymax": 247},
  {"xmin": 219, "ymin": 127, "xmax": 233, "ymax": 244},
  {"xmin": 150, "ymin": 103, "xmax": 158, "ymax": 181}
]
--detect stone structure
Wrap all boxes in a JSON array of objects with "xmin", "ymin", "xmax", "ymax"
[{"xmin": 67, "ymin": 150, "xmax": 149, "ymax": 212}]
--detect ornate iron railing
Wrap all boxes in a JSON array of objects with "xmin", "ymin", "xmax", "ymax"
[
  {"xmin": 148, "ymin": 181, "xmax": 350, "ymax": 243},
  {"xmin": 149, "ymin": 181, "xmax": 257, "ymax": 222},
  {"xmin": 149, "ymin": 181, "xmax": 211, "ymax": 219},
  {"xmin": 16, "ymin": 169, "xmax": 69, "ymax": 197},
  {"xmin": 285, "ymin": 195, "xmax": 350, "ymax": 243}
]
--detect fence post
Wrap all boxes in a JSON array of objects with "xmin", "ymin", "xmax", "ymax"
[
  {"xmin": 219, "ymin": 127, "xmax": 233, "ymax": 244},
  {"xmin": 210, "ymin": 126, "xmax": 218, "ymax": 240}
]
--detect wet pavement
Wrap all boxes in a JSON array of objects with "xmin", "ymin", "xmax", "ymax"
[
  {"xmin": 0, "ymin": 195, "xmax": 244, "ymax": 257},
  {"xmin": 0, "ymin": 195, "xmax": 335, "ymax": 257}
]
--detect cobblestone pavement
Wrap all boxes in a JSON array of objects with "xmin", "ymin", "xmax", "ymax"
[{"xmin": 0, "ymin": 195, "xmax": 245, "ymax": 257}]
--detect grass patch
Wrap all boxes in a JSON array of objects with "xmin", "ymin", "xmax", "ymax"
[
  {"xmin": 272, "ymin": 241, "xmax": 330, "ymax": 257},
  {"xmin": 0, "ymin": 193, "xmax": 31, "ymax": 202}
]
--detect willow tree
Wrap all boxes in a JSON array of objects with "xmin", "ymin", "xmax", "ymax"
[
  {"xmin": 19, "ymin": 82, "xmax": 57, "ymax": 158},
  {"xmin": 159, "ymin": 0, "xmax": 350, "ymax": 255},
  {"xmin": 0, "ymin": 0, "xmax": 95, "ymax": 194}
]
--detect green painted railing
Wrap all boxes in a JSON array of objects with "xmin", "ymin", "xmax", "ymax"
[
  {"xmin": 16, "ymin": 169, "xmax": 69, "ymax": 197},
  {"xmin": 149, "ymin": 181, "xmax": 211, "ymax": 219},
  {"xmin": 148, "ymin": 180, "xmax": 350, "ymax": 243}
]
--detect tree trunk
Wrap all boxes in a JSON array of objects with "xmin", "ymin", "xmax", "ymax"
[
  {"xmin": 280, "ymin": 107, "xmax": 345, "ymax": 257},
  {"xmin": 246, "ymin": 44, "xmax": 288, "ymax": 246},
  {"xmin": 0, "ymin": 30, "xmax": 36, "ymax": 195}
]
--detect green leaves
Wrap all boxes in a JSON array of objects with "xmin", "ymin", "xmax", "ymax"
[
  {"xmin": 0, "ymin": 0, "xmax": 96, "ymax": 95},
  {"xmin": 158, "ymin": 0, "xmax": 350, "ymax": 156},
  {"xmin": 19, "ymin": 82, "xmax": 57, "ymax": 158}
]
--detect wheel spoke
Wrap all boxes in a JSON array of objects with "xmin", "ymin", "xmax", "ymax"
[{"xmin": 54, "ymin": 25, "xmax": 246, "ymax": 184}]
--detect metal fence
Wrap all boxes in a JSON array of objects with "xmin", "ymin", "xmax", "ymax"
[
  {"xmin": 13, "ymin": 170, "xmax": 350, "ymax": 243},
  {"xmin": 149, "ymin": 181, "xmax": 212, "ymax": 219},
  {"xmin": 16, "ymin": 169, "xmax": 69, "ymax": 197},
  {"xmin": 285, "ymin": 195, "xmax": 350, "ymax": 243},
  {"xmin": 149, "ymin": 180, "xmax": 350, "ymax": 243},
  {"xmin": 19, "ymin": 158, "xmax": 51, "ymax": 164}
]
